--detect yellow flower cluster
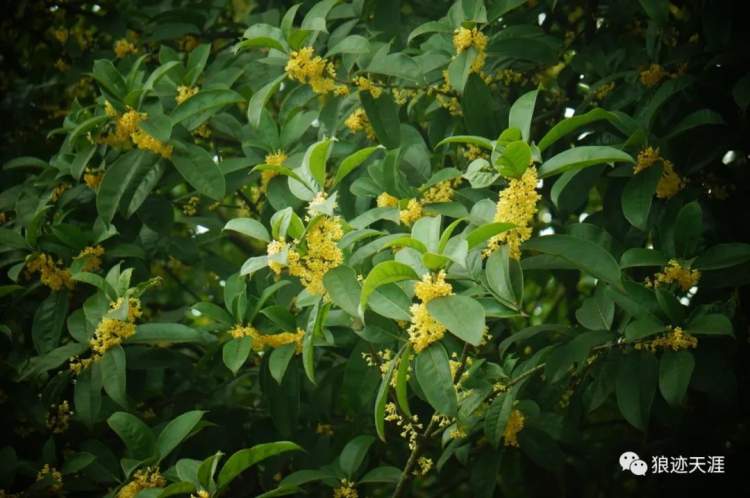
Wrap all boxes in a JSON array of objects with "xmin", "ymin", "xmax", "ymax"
[
  {"xmin": 633, "ymin": 147, "xmax": 685, "ymax": 199},
  {"xmin": 36, "ymin": 464, "xmax": 63, "ymax": 493},
  {"xmin": 116, "ymin": 468, "xmax": 166, "ymax": 498},
  {"xmin": 376, "ymin": 192, "xmax": 399, "ymax": 209},
  {"xmin": 503, "ymin": 409, "xmax": 525, "ymax": 447},
  {"xmin": 26, "ymin": 253, "xmax": 74, "ymax": 291},
  {"xmin": 46, "ymin": 400, "xmax": 71, "ymax": 434},
  {"xmin": 486, "ymin": 166, "xmax": 540, "ymax": 259},
  {"xmin": 132, "ymin": 128, "xmax": 174, "ymax": 158},
  {"xmin": 100, "ymin": 109, "xmax": 173, "ymax": 158},
  {"xmin": 414, "ymin": 457, "xmax": 433, "ymax": 477},
  {"xmin": 193, "ymin": 123, "xmax": 212, "ymax": 138},
  {"xmin": 640, "ymin": 63, "xmax": 668, "ymax": 87},
  {"xmin": 452, "ymin": 27, "xmax": 488, "ymax": 73},
  {"xmin": 75, "ymin": 245, "xmax": 105, "ymax": 272},
  {"xmin": 285, "ymin": 47, "xmax": 348, "ymax": 95},
  {"xmin": 230, "ymin": 324, "xmax": 305, "ymax": 353},
  {"xmin": 316, "ymin": 423, "xmax": 334, "ymax": 436},
  {"xmin": 635, "ymin": 326, "xmax": 698, "ymax": 352},
  {"xmin": 176, "ymin": 85, "xmax": 199, "ymax": 104},
  {"xmin": 399, "ymin": 198, "xmax": 423, "ymax": 226},
  {"xmin": 51, "ymin": 182, "xmax": 70, "ymax": 202},
  {"xmin": 384, "ymin": 401, "xmax": 423, "ymax": 450},
  {"xmin": 408, "ymin": 271, "xmax": 453, "ymax": 353},
  {"xmin": 353, "ymin": 76, "xmax": 383, "ymax": 98},
  {"xmin": 430, "ymin": 71, "xmax": 463, "ymax": 116},
  {"xmin": 497, "ymin": 68, "xmax": 527, "ymax": 87},
  {"xmin": 83, "ymin": 168, "xmax": 103, "ymax": 189},
  {"xmin": 422, "ymin": 178, "xmax": 461, "ymax": 204},
  {"xmin": 114, "ymin": 38, "xmax": 138, "ymax": 58},
  {"xmin": 333, "ymin": 480, "xmax": 358, "ymax": 498},
  {"xmin": 344, "ymin": 108, "xmax": 376, "ymax": 140},
  {"xmin": 265, "ymin": 150, "xmax": 287, "ymax": 166},
  {"xmin": 70, "ymin": 298, "xmax": 142, "ymax": 374},
  {"xmin": 54, "ymin": 58, "xmax": 70, "ymax": 72},
  {"xmin": 646, "ymin": 259, "xmax": 700, "ymax": 291},
  {"xmin": 463, "ymin": 144, "xmax": 487, "ymax": 161},
  {"xmin": 392, "ymin": 87, "xmax": 418, "ymax": 106},
  {"xmin": 182, "ymin": 196, "xmax": 200, "ymax": 216},
  {"xmin": 266, "ymin": 240, "xmax": 287, "ymax": 275},
  {"xmin": 592, "ymin": 81, "xmax": 615, "ymax": 101},
  {"xmin": 288, "ymin": 217, "xmax": 344, "ymax": 295},
  {"xmin": 190, "ymin": 490, "xmax": 210, "ymax": 498}
]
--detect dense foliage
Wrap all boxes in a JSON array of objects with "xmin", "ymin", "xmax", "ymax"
[{"xmin": 1, "ymin": 0, "xmax": 749, "ymax": 496}]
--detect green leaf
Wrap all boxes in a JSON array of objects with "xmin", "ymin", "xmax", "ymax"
[
  {"xmin": 427, "ymin": 295, "xmax": 485, "ymax": 346},
  {"xmin": 486, "ymin": 245, "xmax": 523, "ymax": 307},
  {"xmin": 687, "ymin": 314, "xmax": 733, "ymax": 336},
  {"xmin": 323, "ymin": 266, "xmax": 361, "ymax": 317},
  {"xmin": 92, "ymin": 59, "xmax": 127, "ymax": 98},
  {"xmin": 334, "ymin": 145, "xmax": 383, "ymax": 185},
  {"xmin": 674, "ymin": 201, "xmax": 702, "ymax": 257},
  {"xmin": 32, "ymin": 291, "xmax": 69, "ymax": 354},
  {"xmin": 0, "ymin": 227, "xmax": 29, "ymax": 249},
  {"xmin": 538, "ymin": 108, "xmax": 623, "ymax": 152},
  {"xmin": 132, "ymin": 323, "xmax": 216, "ymax": 344},
  {"xmin": 69, "ymin": 115, "xmax": 109, "ymax": 145},
  {"xmin": 107, "ymin": 412, "xmax": 156, "ymax": 460},
  {"xmin": 624, "ymin": 316, "xmax": 665, "ymax": 341},
  {"xmin": 359, "ymin": 466, "xmax": 402, "ymax": 484},
  {"xmin": 622, "ymin": 165, "xmax": 661, "ymax": 230},
  {"xmin": 659, "ymin": 351, "xmax": 694, "ymax": 407},
  {"xmin": 575, "ymin": 290, "xmax": 615, "ymax": 331},
  {"xmin": 157, "ymin": 410, "xmax": 206, "ymax": 462},
  {"xmin": 374, "ymin": 347, "xmax": 400, "ymax": 441},
  {"xmin": 97, "ymin": 150, "xmax": 159, "ymax": 223},
  {"xmin": 248, "ymin": 75, "xmax": 286, "ymax": 128},
  {"xmin": 171, "ymin": 89, "xmax": 244, "ymax": 126},
  {"xmin": 395, "ymin": 344, "xmax": 412, "ymax": 418},
  {"xmin": 484, "ymin": 391, "xmax": 514, "ymax": 447},
  {"xmin": 508, "ymin": 90, "xmax": 538, "ymax": 142},
  {"xmin": 74, "ymin": 365, "xmax": 101, "ymax": 427},
  {"xmin": 414, "ymin": 343, "xmax": 457, "ymax": 416},
  {"xmin": 523, "ymin": 235, "xmax": 622, "ymax": 287},
  {"xmin": 620, "ymin": 248, "xmax": 668, "ymax": 268},
  {"xmin": 269, "ymin": 343, "xmax": 296, "ymax": 384},
  {"xmin": 223, "ymin": 337, "xmax": 252, "ymax": 375},
  {"xmin": 694, "ymin": 243, "xmax": 750, "ymax": 270},
  {"xmin": 360, "ymin": 261, "xmax": 419, "ymax": 316},
  {"xmin": 327, "ymin": 35, "xmax": 370, "ymax": 56},
  {"xmin": 436, "ymin": 135, "xmax": 494, "ymax": 150},
  {"xmin": 339, "ymin": 435, "xmax": 375, "ymax": 478},
  {"xmin": 218, "ymin": 442, "xmax": 302, "ymax": 489},
  {"xmin": 223, "ymin": 218, "xmax": 270, "ymax": 242},
  {"xmin": 662, "ymin": 109, "xmax": 725, "ymax": 140},
  {"xmin": 101, "ymin": 346, "xmax": 128, "ymax": 408},
  {"xmin": 447, "ymin": 48, "xmax": 477, "ymax": 94},
  {"xmin": 539, "ymin": 146, "xmax": 634, "ymax": 178},
  {"xmin": 303, "ymin": 138, "xmax": 333, "ymax": 189},
  {"xmin": 495, "ymin": 140, "xmax": 531, "ymax": 178},
  {"xmin": 616, "ymin": 352, "xmax": 658, "ymax": 431},
  {"xmin": 171, "ymin": 143, "xmax": 226, "ymax": 200},
  {"xmin": 360, "ymin": 92, "xmax": 401, "ymax": 149},
  {"xmin": 235, "ymin": 24, "xmax": 288, "ymax": 53},
  {"xmin": 301, "ymin": 0, "xmax": 339, "ymax": 32}
]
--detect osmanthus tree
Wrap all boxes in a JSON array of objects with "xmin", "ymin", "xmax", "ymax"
[{"xmin": 1, "ymin": 0, "xmax": 749, "ymax": 497}]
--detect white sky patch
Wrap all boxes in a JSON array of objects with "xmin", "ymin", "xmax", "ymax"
[
  {"xmin": 191, "ymin": 309, "xmax": 202, "ymax": 317},
  {"xmin": 577, "ymin": 130, "xmax": 594, "ymax": 141},
  {"xmin": 538, "ymin": 12, "xmax": 547, "ymax": 25},
  {"xmin": 539, "ymin": 227, "xmax": 555, "ymax": 236},
  {"xmin": 311, "ymin": 118, "xmax": 320, "ymax": 128},
  {"xmin": 722, "ymin": 150, "xmax": 737, "ymax": 164},
  {"xmin": 196, "ymin": 225, "xmax": 209, "ymax": 234},
  {"xmin": 219, "ymin": 280, "xmax": 226, "ymax": 287},
  {"xmin": 564, "ymin": 107, "xmax": 576, "ymax": 118},
  {"xmin": 578, "ymin": 212, "xmax": 589, "ymax": 222}
]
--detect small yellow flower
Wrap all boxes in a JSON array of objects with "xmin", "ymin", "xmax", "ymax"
[
  {"xmin": 117, "ymin": 468, "xmax": 165, "ymax": 498},
  {"xmin": 26, "ymin": 253, "xmax": 74, "ymax": 291},
  {"xmin": 503, "ymin": 409, "xmax": 525, "ymax": 447},
  {"xmin": 176, "ymin": 85, "xmax": 199, "ymax": 104},
  {"xmin": 83, "ymin": 168, "xmax": 103, "ymax": 189},
  {"xmin": 345, "ymin": 108, "xmax": 376, "ymax": 140},
  {"xmin": 486, "ymin": 166, "xmax": 540, "ymax": 259},
  {"xmin": 288, "ymin": 217, "xmax": 344, "ymax": 296},
  {"xmin": 633, "ymin": 147, "xmax": 684, "ymax": 199},
  {"xmin": 408, "ymin": 271, "xmax": 453, "ymax": 352},
  {"xmin": 635, "ymin": 326, "xmax": 698, "ymax": 352},
  {"xmin": 333, "ymin": 479, "xmax": 358, "ymax": 498},
  {"xmin": 46, "ymin": 400, "xmax": 72, "ymax": 434},
  {"xmin": 647, "ymin": 259, "xmax": 700, "ymax": 291},
  {"xmin": 75, "ymin": 245, "xmax": 105, "ymax": 272},
  {"xmin": 36, "ymin": 464, "xmax": 63, "ymax": 493},
  {"xmin": 640, "ymin": 63, "xmax": 667, "ymax": 87},
  {"xmin": 452, "ymin": 27, "xmax": 488, "ymax": 73},
  {"xmin": 399, "ymin": 198, "xmax": 423, "ymax": 226},
  {"xmin": 114, "ymin": 38, "xmax": 138, "ymax": 58},
  {"xmin": 353, "ymin": 76, "xmax": 383, "ymax": 98},
  {"xmin": 376, "ymin": 192, "xmax": 399, "ymax": 208},
  {"xmin": 285, "ymin": 47, "xmax": 346, "ymax": 95}
]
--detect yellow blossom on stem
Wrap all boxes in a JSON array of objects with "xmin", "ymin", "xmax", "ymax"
[
  {"xmin": 36, "ymin": 464, "xmax": 63, "ymax": 493},
  {"xmin": 633, "ymin": 147, "xmax": 685, "ymax": 199},
  {"xmin": 265, "ymin": 150, "xmax": 288, "ymax": 166},
  {"xmin": 640, "ymin": 63, "xmax": 667, "ymax": 87},
  {"xmin": 452, "ymin": 27, "xmax": 488, "ymax": 73},
  {"xmin": 46, "ymin": 400, "xmax": 71, "ymax": 434},
  {"xmin": 635, "ymin": 326, "xmax": 698, "ymax": 352},
  {"xmin": 75, "ymin": 245, "xmax": 105, "ymax": 272},
  {"xmin": 83, "ymin": 168, "xmax": 103, "ymax": 189},
  {"xmin": 131, "ymin": 127, "xmax": 173, "ymax": 158},
  {"xmin": 176, "ymin": 85, "xmax": 199, "ymax": 104},
  {"xmin": 288, "ymin": 217, "xmax": 344, "ymax": 295},
  {"xmin": 231, "ymin": 324, "xmax": 306, "ymax": 353},
  {"xmin": 114, "ymin": 38, "xmax": 138, "ymax": 58},
  {"xmin": 266, "ymin": 240, "xmax": 288, "ymax": 275},
  {"xmin": 647, "ymin": 259, "xmax": 700, "ymax": 291},
  {"xmin": 345, "ymin": 108, "xmax": 376, "ymax": 140},
  {"xmin": 333, "ymin": 479, "xmax": 358, "ymax": 498},
  {"xmin": 353, "ymin": 76, "xmax": 383, "ymax": 98},
  {"xmin": 376, "ymin": 192, "xmax": 399, "ymax": 208},
  {"xmin": 285, "ymin": 47, "xmax": 346, "ymax": 95},
  {"xmin": 316, "ymin": 423, "xmax": 334, "ymax": 436},
  {"xmin": 503, "ymin": 409, "xmax": 525, "ymax": 447},
  {"xmin": 117, "ymin": 468, "xmax": 166, "ymax": 498},
  {"xmin": 422, "ymin": 178, "xmax": 461, "ymax": 204},
  {"xmin": 408, "ymin": 271, "xmax": 453, "ymax": 352},
  {"xmin": 414, "ymin": 457, "xmax": 433, "ymax": 476},
  {"xmin": 486, "ymin": 166, "xmax": 540, "ymax": 259},
  {"xmin": 399, "ymin": 199, "xmax": 423, "ymax": 226},
  {"xmin": 26, "ymin": 253, "xmax": 74, "ymax": 291}
]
